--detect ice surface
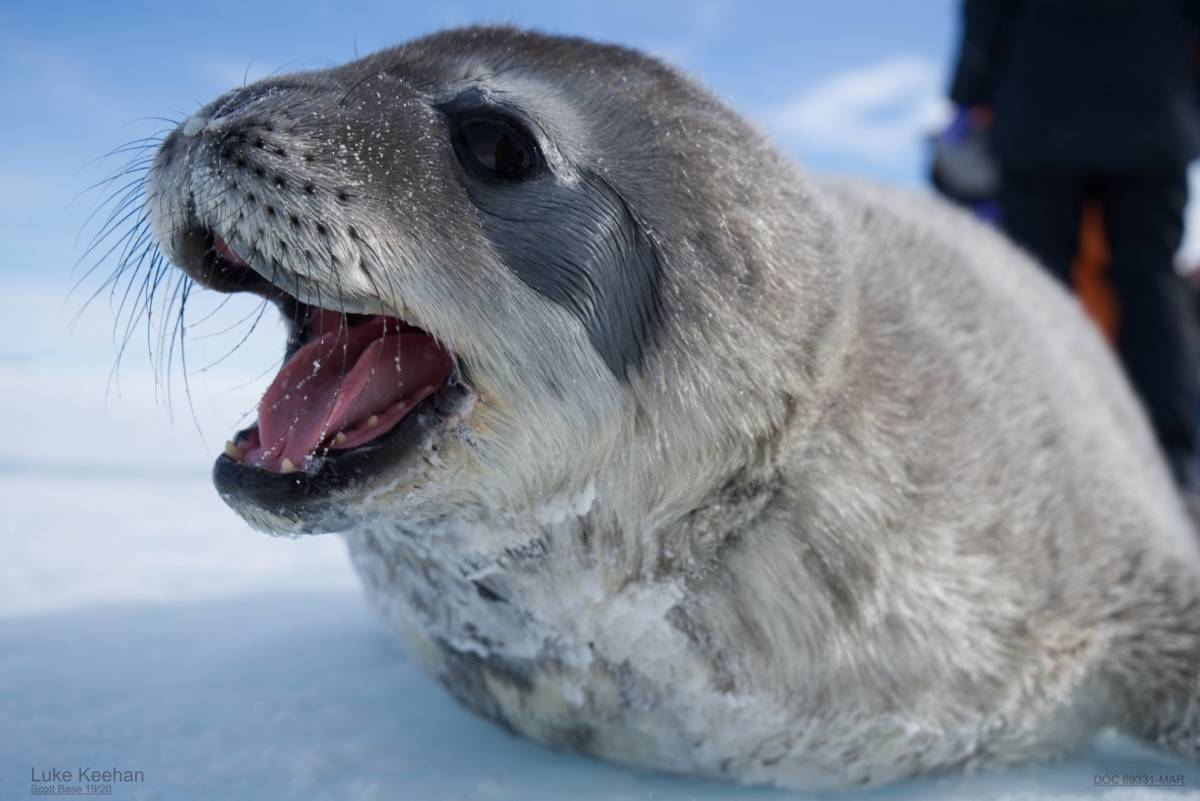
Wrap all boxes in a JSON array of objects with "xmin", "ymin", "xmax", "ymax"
[{"xmin": 3, "ymin": 282, "xmax": 1199, "ymax": 799}]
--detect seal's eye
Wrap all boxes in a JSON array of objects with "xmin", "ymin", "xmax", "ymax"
[{"xmin": 455, "ymin": 117, "xmax": 540, "ymax": 181}]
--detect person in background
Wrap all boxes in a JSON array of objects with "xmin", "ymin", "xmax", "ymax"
[
  {"xmin": 930, "ymin": 109, "xmax": 1119, "ymax": 341},
  {"xmin": 948, "ymin": 0, "xmax": 1200, "ymax": 489}
]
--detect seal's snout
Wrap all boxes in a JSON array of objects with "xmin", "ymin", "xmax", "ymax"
[
  {"xmin": 148, "ymin": 71, "xmax": 386, "ymax": 304},
  {"xmin": 143, "ymin": 71, "xmax": 481, "ymax": 530}
]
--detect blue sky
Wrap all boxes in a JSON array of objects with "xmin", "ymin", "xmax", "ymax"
[{"xmin": 0, "ymin": 0, "xmax": 958, "ymax": 280}]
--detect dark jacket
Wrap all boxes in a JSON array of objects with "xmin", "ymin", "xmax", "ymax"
[{"xmin": 949, "ymin": 0, "xmax": 1200, "ymax": 171}]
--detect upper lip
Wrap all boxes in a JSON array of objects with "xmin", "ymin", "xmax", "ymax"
[{"xmin": 175, "ymin": 223, "xmax": 326, "ymax": 314}]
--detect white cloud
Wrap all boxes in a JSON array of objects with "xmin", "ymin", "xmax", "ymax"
[{"xmin": 763, "ymin": 55, "xmax": 950, "ymax": 164}]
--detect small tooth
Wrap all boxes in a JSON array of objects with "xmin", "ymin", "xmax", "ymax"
[
  {"xmin": 280, "ymin": 458, "xmax": 297, "ymax": 474},
  {"xmin": 224, "ymin": 440, "xmax": 243, "ymax": 461},
  {"xmin": 367, "ymin": 415, "xmax": 379, "ymax": 428},
  {"xmin": 335, "ymin": 431, "xmax": 347, "ymax": 445}
]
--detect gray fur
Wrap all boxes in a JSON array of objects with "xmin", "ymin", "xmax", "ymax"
[
  {"xmin": 465, "ymin": 165, "xmax": 663, "ymax": 378},
  {"xmin": 145, "ymin": 26, "xmax": 1200, "ymax": 789}
]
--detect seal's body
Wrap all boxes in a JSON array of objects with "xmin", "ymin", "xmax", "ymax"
[{"xmin": 141, "ymin": 27, "xmax": 1200, "ymax": 788}]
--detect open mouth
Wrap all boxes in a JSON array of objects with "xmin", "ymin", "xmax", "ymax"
[{"xmin": 179, "ymin": 227, "xmax": 471, "ymax": 516}]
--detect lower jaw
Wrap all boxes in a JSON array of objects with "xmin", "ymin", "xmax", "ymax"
[{"xmin": 213, "ymin": 382, "xmax": 474, "ymax": 533}]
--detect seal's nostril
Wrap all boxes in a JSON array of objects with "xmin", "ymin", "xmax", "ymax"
[{"xmin": 181, "ymin": 111, "xmax": 210, "ymax": 138}]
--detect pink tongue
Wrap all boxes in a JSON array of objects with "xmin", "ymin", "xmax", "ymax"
[{"xmin": 245, "ymin": 317, "xmax": 451, "ymax": 472}]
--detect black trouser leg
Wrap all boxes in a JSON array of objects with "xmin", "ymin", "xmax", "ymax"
[
  {"xmin": 999, "ymin": 167, "xmax": 1085, "ymax": 287},
  {"xmin": 1097, "ymin": 171, "xmax": 1200, "ymax": 485},
  {"xmin": 1000, "ymin": 165, "xmax": 1200, "ymax": 486}
]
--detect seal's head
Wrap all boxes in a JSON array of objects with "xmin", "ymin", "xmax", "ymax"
[{"xmin": 147, "ymin": 26, "xmax": 822, "ymax": 536}]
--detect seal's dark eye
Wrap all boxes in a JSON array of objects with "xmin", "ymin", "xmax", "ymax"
[{"xmin": 455, "ymin": 117, "xmax": 539, "ymax": 180}]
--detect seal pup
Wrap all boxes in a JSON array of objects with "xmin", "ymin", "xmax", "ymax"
[{"xmin": 139, "ymin": 26, "xmax": 1200, "ymax": 789}]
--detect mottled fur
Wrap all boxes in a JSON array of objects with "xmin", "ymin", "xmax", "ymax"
[{"xmin": 146, "ymin": 26, "xmax": 1200, "ymax": 789}]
